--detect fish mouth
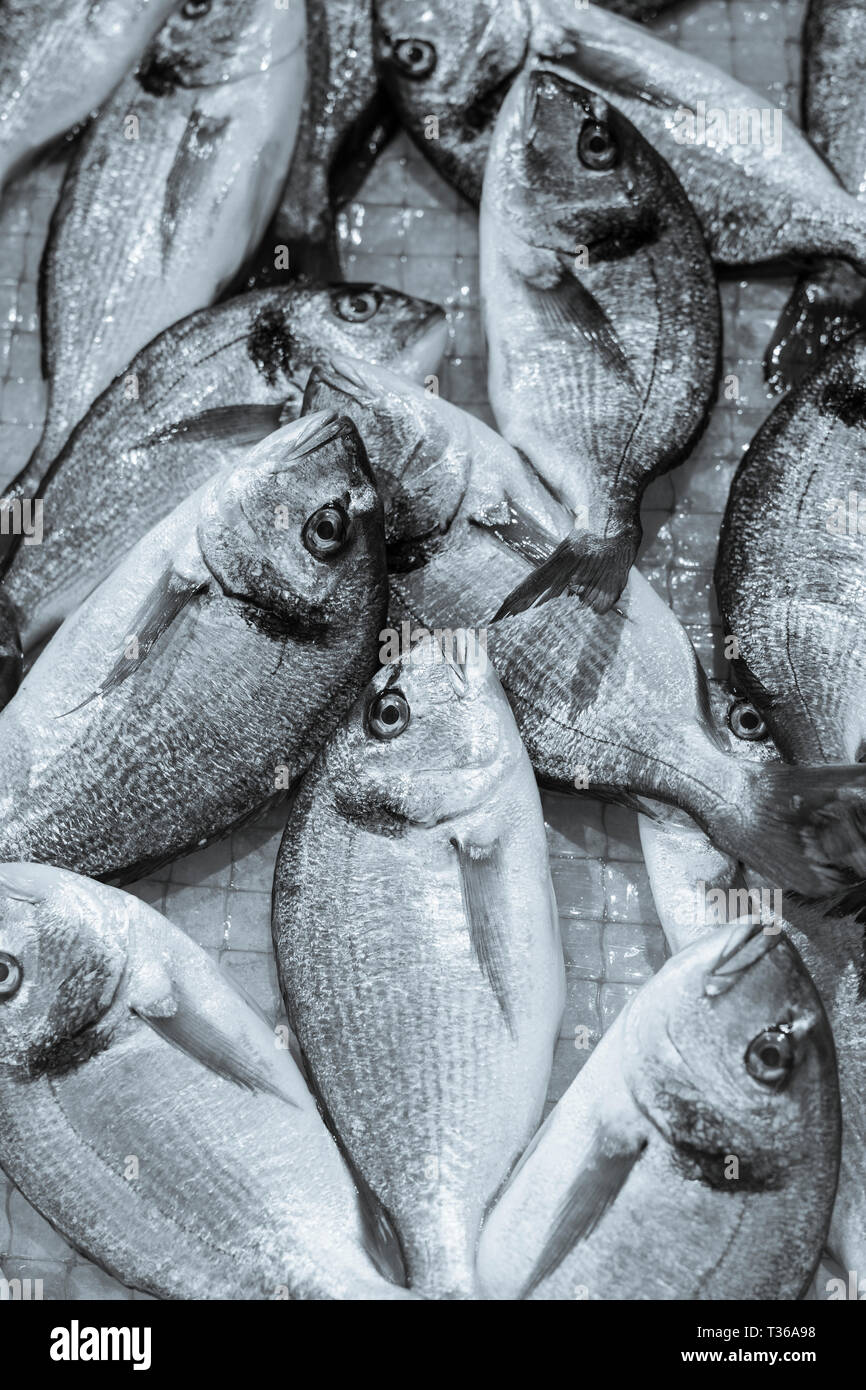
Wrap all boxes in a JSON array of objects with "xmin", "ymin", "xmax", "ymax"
[{"xmin": 703, "ymin": 917, "xmax": 782, "ymax": 997}]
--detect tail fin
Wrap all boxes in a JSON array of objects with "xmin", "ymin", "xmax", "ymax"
[
  {"xmin": 493, "ymin": 526, "xmax": 638, "ymax": 621},
  {"xmin": 717, "ymin": 762, "xmax": 866, "ymax": 897},
  {"xmin": 0, "ymin": 588, "xmax": 22, "ymax": 709},
  {"xmin": 764, "ymin": 265, "xmax": 866, "ymax": 394}
]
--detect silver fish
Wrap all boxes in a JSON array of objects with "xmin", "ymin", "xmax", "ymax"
[
  {"xmin": 303, "ymin": 356, "xmax": 866, "ymax": 899},
  {"xmin": 0, "ymin": 412, "xmax": 387, "ymax": 882},
  {"xmin": 272, "ymin": 633, "xmax": 565, "ymax": 1298},
  {"xmin": 536, "ymin": 1, "xmax": 866, "ymax": 273},
  {"xmin": 480, "ymin": 59, "xmax": 720, "ymax": 613},
  {"xmin": 0, "ymin": 0, "xmax": 178, "ymax": 191},
  {"xmin": 24, "ymin": 0, "xmax": 306, "ymax": 488},
  {"xmin": 766, "ymin": 0, "xmax": 866, "ymax": 391},
  {"xmin": 0, "ymin": 283, "xmax": 445, "ymax": 686},
  {"xmin": 477, "ymin": 919, "xmax": 840, "ymax": 1300},
  {"xmin": 0, "ymin": 862, "xmax": 414, "ymax": 1299}
]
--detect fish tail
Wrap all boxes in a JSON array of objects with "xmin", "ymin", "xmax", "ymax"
[
  {"xmin": 493, "ymin": 525, "xmax": 638, "ymax": 621},
  {"xmin": 720, "ymin": 762, "xmax": 866, "ymax": 898},
  {"xmin": 0, "ymin": 587, "xmax": 22, "ymax": 710},
  {"xmin": 764, "ymin": 268, "xmax": 866, "ymax": 394}
]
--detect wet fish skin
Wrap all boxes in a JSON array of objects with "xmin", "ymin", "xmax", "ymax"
[
  {"xmin": 477, "ymin": 920, "xmax": 840, "ymax": 1299},
  {"xmin": 0, "ymin": 283, "xmax": 445, "ymax": 664},
  {"xmin": 480, "ymin": 60, "xmax": 720, "ymax": 612},
  {"xmin": 0, "ymin": 411, "xmax": 387, "ymax": 883},
  {"xmin": 25, "ymin": 0, "xmax": 306, "ymax": 490},
  {"xmin": 272, "ymin": 634, "xmax": 565, "ymax": 1298},
  {"xmin": 0, "ymin": 862, "xmax": 415, "ymax": 1300},
  {"xmin": 304, "ymin": 356, "xmax": 866, "ymax": 898},
  {"xmin": 716, "ymin": 332, "xmax": 866, "ymax": 766},
  {"xmin": 536, "ymin": 1, "xmax": 866, "ymax": 273},
  {"xmin": 0, "ymin": 0, "xmax": 179, "ymax": 191}
]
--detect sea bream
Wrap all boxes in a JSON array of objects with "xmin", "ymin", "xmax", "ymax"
[
  {"xmin": 480, "ymin": 60, "xmax": 720, "ymax": 613},
  {"xmin": 0, "ymin": 0, "xmax": 179, "ymax": 192},
  {"xmin": 272, "ymin": 634, "xmax": 565, "ymax": 1299},
  {"xmin": 0, "ymin": 412, "xmax": 387, "ymax": 883},
  {"xmin": 535, "ymin": 1, "xmax": 866, "ymax": 274},
  {"xmin": 303, "ymin": 356, "xmax": 866, "ymax": 900},
  {"xmin": 19, "ymin": 0, "xmax": 306, "ymax": 494},
  {"xmin": 476, "ymin": 920, "xmax": 840, "ymax": 1299},
  {"xmin": 0, "ymin": 282, "xmax": 445, "ymax": 693},
  {"xmin": 0, "ymin": 863, "xmax": 414, "ymax": 1300},
  {"xmin": 766, "ymin": 0, "xmax": 866, "ymax": 391}
]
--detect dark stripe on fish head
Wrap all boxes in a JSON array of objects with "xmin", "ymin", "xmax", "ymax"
[{"xmin": 247, "ymin": 305, "xmax": 297, "ymax": 390}]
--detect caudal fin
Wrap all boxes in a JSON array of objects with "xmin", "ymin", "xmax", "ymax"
[
  {"xmin": 764, "ymin": 265, "xmax": 866, "ymax": 394},
  {"xmin": 718, "ymin": 762, "xmax": 866, "ymax": 897},
  {"xmin": 493, "ymin": 527, "xmax": 638, "ymax": 621}
]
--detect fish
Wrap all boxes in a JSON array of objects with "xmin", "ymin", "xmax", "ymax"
[
  {"xmin": 715, "ymin": 332, "xmax": 866, "ymax": 766},
  {"xmin": 0, "ymin": 282, "xmax": 445, "ymax": 693},
  {"xmin": 766, "ymin": 0, "xmax": 866, "ymax": 391},
  {"xmin": 476, "ymin": 918, "xmax": 840, "ymax": 1299},
  {"xmin": 535, "ymin": 2, "xmax": 866, "ymax": 273},
  {"xmin": 480, "ymin": 60, "xmax": 720, "ymax": 613},
  {"xmin": 0, "ymin": 411, "xmax": 387, "ymax": 883},
  {"xmin": 0, "ymin": 0, "xmax": 179, "ymax": 192},
  {"xmin": 268, "ymin": 0, "xmax": 396, "ymax": 279},
  {"xmin": 19, "ymin": 0, "xmax": 306, "ymax": 495},
  {"xmin": 302, "ymin": 355, "xmax": 866, "ymax": 900},
  {"xmin": 0, "ymin": 862, "xmax": 414, "ymax": 1300},
  {"xmin": 272, "ymin": 632, "xmax": 566, "ymax": 1298}
]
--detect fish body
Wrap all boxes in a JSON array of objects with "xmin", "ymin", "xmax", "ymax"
[
  {"xmin": 477, "ymin": 920, "xmax": 840, "ymax": 1300},
  {"xmin": 536, "ymin": 1, "xmax": 866, "ymax": 272},
  {"xmin": 480, "ymin": 61, "xmax": 719, "ymax": 611},
  {"xmin": 0, "ymin": 0, "xmax": 178, "ymax": 190},
  {"xmin": 716, "ymin": 333, "xmax": 866, "ymax": 765},
  {"xmin": 26, "ymin": 0, "xmax": 306, "ymax": 486},
  {"xmin": 272, "ymin": 634, "xmax": 565, "ymax": 1298},
  {"xmin": 0, "ymin": 863, "xmax": 413, "ymax": 1299},
  {"xmin": 0, "ymin": 283, "xmax": 445, "ymax": 664},
  {"xmin": 767, "ymin": 0, "xmax": 866, "ymax": 390},
  {"xmin": 303, "ymin": 357, "xmax": 866, "ymax": 900},
  {"xmin": 0, "ymin": 412, "xmax": 387, "ymax": 882}
]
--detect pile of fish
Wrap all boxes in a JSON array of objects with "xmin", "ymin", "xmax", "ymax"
[{"xmin": 0, "ymin": 0, "xmax": 864, "ymax": 1302}]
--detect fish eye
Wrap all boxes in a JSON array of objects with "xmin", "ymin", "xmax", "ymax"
[
  {"xmin": 335, "ymin": 289, "xmax": 381, "ymax": 323},
  {"xmin": 0, "ymin": 951, "xmax": 22, "ymax": 1000},
  {"xmin": 577, "ymin": 119, "xmax": 619, "ymax": 171},
  {"xmin": 392, "ymin": 38, "xmax": 437, "ymax": 79},
  {"xmin": 302, "ymin": 503, "xmax": 351, "ymax": 559},
  {"xmin": 745, "ymin": 1027, "xmax": 795, "ymax": 1086},
  {"xmin": 182, "ymin": 0, "xmax": 211, "ymax": 17},
  {"xmin": 368, "ymin": 690, "xmax": 411, "ymax": 740},
  {"xmin": 728, "ymin": 699, "xmax": 768, "ymax": 741}
]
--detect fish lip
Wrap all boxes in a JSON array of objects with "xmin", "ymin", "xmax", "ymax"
[
  {"xmin": 397, "ymin": 308, "xmax": 448, "ymax": 376},
  {"xmin": 703, "ymin": 917, "xmax": 782, "ymax": 997}
]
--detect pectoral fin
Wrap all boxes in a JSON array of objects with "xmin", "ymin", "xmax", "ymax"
[
  {"xmin": 138, "ymin": 404, "xmax": 286, "ymax": 452},
  {"xmin": 162, "ymin": 111, "xmax": 231, "ymax": 265},
  {"xmin": 452, "ymin": 838, "xmax": 516, "ymax": 1040},
  {"xmin": 529, "ymin": 269, "xmax": 637, "ymax": 389}
]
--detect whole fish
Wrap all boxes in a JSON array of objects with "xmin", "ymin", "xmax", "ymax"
[
  {"xmin": 716, "ymin": 332, "xmax": 866, "ymax": 765},
  {"xmin": 371, "ymin": 0, "xmax": 684, "ymax": 204},
  {"xmin": 0, "ymin": 412, "xmax": 387, "ymax": 883},
  {"xmin": 303, "ymin": 356, "xmax": 866, "ymax": 899},
  {"xmin": 535, "ymin": 2, "xmax": 866, "ymax": 273},
  {"xmin": 272, "ymin": 633, "xmax": 565, "ymax": 1298},
  {"xmin": 0, "ymin": 862, "xmax": 413, "ymax": 1300},
  {"xmin": 476, "ymin": 919, "xmax": 840, "ymax": 1299},
  {"xmin": 21, "ymin": 0, "xmax": 306, "ymax": 492},
  {"xmin": 480, "ymin": 60, "xmax": 720, "ymax": 614},
  {"xmin": 0, "ymin": 0, "xmax": 178, "ymax": 191},
  {"xmin": 766, "ymin": 0, "xmax": 866, "ymax": 391},
  {"xmin": 0, "ymin": 283, "xmax": 444, "ymax": 687}
]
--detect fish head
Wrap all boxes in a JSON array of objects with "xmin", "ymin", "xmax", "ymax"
[
  {"xmin": 137, "ymin": 0, "xmax": 303, "ymax": 94},
  {"xmin": 373, "ymin": 0, "xmax": 530, "ymax": 195},
  {"xmin": 303, "ymin": 356, "xmax": 472, "ymax": 549},
  {"xmin": 0, "ymin": 865, "xmax": 130, "ymax": 1074},
  {"xmin": 328, "ymin": 631, "xmax": 523, "ymax": 827},
  {"xmin": 198, "ymin": 410, "xmax": 386, "ymax": 640},
  {"xmin": 495, "ymin": 60, "xmax": 664, "ymax": 259},
  {"xmin": 623, "ymin": 919, "xmax": 839, "ymax": 1180}
]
